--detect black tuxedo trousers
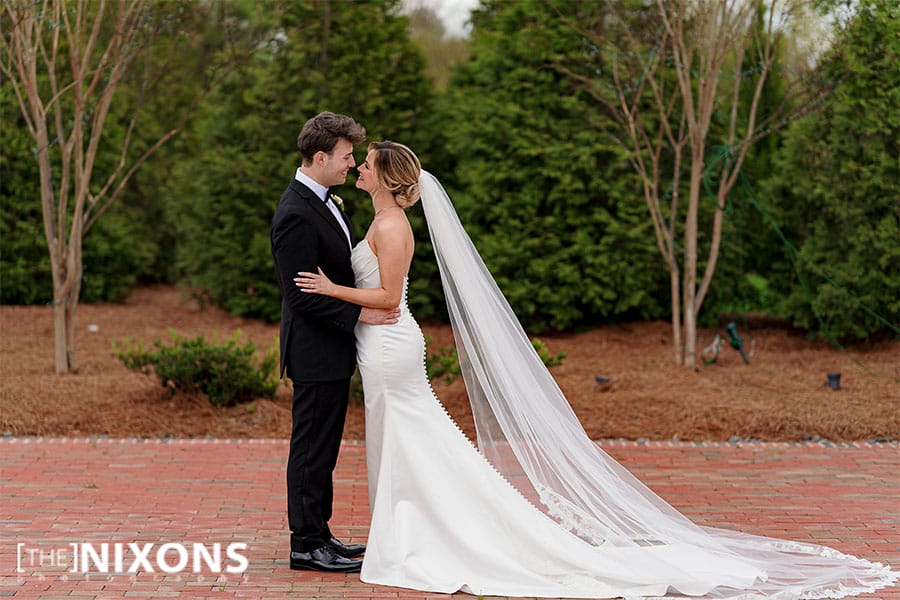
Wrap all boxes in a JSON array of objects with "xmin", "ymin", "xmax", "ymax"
[{"xmin": 286, "ymin": 379, "xmax": 349, "ymax": 551}]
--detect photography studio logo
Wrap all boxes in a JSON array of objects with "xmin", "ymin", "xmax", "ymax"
[{"xmin": 16, "ymin": 541, "xmax": 248, "ymax": 580}]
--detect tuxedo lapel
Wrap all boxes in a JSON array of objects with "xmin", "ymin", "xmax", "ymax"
[
  {"xmin": 312, "ymin": 197, "xmax": 351, "ymax": 249},
  {"xmin": 334, "ymin": 197, "xmax": 355, "ymax": 246},
  {"xmin": 288, "ymin": 179, "xmax": 351, "ymax": 250}
]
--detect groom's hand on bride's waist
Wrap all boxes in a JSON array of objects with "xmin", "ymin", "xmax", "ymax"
[{"xmin": 359, "ymin": 306, "xmax": 401, "ymax": 325}]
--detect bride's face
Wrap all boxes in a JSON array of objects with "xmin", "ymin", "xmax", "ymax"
[{"xmin": 356, "ymin": 149, "xmax": 378, "ymax": 194}]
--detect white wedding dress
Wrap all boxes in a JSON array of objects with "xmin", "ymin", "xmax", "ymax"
[
  {"xmin": 349, "ymin": 172, "xmax": 897, "ymax": 599},
  {"xmin": 354, "ymin": 239, "xmax": 761, "ymax": 597}
]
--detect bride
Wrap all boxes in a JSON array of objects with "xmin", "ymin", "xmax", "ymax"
[{"xmin": 294, "ymin": 141, "xmax": 896, "ymax": 598}]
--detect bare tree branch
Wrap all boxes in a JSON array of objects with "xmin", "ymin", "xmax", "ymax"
[
  {"xmin": 3, "ymin": 0, "xmax": 273, "ymax": 372},
  {"xmin": 554, "ymin": 0, "xmax": 831, "ymax": 366}
]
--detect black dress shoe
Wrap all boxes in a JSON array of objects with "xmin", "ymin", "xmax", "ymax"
[
  {"xmin": 327, "ymin": 536, "xmax": 366, "ymax": 558},
  {"xmin": 289, "ymin": 546, "xmax": 362, "ymax": 573}
]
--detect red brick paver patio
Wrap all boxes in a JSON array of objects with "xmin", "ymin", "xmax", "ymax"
[{"xmin": 1, "ymin": 438, "xmax": 897, "ymax": 599}]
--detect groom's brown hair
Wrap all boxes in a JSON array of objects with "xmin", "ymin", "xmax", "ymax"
[{"xmin": 297, "ymin": 112, "xmax": 366, "ymax": 165}]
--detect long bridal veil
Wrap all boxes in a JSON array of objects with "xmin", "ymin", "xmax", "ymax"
[{"xmin": 418, "ymin": 170, "xmax": 896, "ymax": 599}]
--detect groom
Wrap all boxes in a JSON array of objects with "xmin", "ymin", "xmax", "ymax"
[{"xmin": 271, "ymin": 112, "xmax": 399, "ymax": 573}]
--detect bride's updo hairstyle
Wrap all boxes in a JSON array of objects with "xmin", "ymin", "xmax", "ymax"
[{"xmin": 369, "ymin": 141, "xmax": 422, "ymax": 208}]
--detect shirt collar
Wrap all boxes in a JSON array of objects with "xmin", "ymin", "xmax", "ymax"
[{"xmin": 294, "ymin": 167, "xmax": 330, "ymax": 202}]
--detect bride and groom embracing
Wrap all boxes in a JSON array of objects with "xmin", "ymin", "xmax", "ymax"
[{"xmin": 271, "ymin": 112, "xmax": 896, "ymax": 598}]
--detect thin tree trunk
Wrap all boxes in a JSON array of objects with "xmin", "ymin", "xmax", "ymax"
[
  {"xmin": 66, "ymin": 237, "xmax": 83, "ymax": 371},
  {"xmin": 669, "ymin": 267, "xmax": 683, "ymax": 365},
  {"xmin": 65, "ymin": 293, "xmax": 76, "ymax": 370},
  {"xmin": 52, "ymin": 251, "xmax": 78, "ymax": 373},
  {"xmin": 696, "ymin": 187, "xmax": 728, "ymax": 314},
  {"xmin": 34, "ymin": 116, "xmax": 70, "ymax": 373},
  {"xmin": 682, "ymin": 153, "xmax": 705, "ymax": 368},
  {"xmin": 52, "ymin": 295, "xmax": 68, "ymax": 374}
]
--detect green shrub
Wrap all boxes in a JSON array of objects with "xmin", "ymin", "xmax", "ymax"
[
  {"xmin": 530, "ymin": 337, "xmax": 566, "ymax": 367},
  {"xmin": 349, "ymin": 368, "xmax": 364, "ymax": 406},
  {"xmin": 115, "ymin": 330, "xmax": 279, "ymax": 407},
  {"xmin": 425, "ymin": 337, "xmax": 461, "ymax": 384},
  {"xmin": 425, "ymin": 335, "xmax": 565, "ymax": 384}
]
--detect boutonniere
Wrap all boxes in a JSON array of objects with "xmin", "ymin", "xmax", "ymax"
[{"xmin": 330, "ymin": 193, "xmax": 345, "ymax": 212}]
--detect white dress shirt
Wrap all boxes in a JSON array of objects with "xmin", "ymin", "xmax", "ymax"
[{"xmin": 294, "ymin": 167, "xmax": 351, "ymax": 247}]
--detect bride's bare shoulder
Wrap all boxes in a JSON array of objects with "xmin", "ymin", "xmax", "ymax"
[{"xmin": 368, "ymin": 211, "xmax": 413, "ymax": 255}]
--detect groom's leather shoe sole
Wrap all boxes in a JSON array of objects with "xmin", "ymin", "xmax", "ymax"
[
  {"xmin": 327, "ymin": 536, "xmax": 366, "ymax": 559},
  {"xmin": 290, "ymin": 547, "xmax": 362, "ymax": 573}
]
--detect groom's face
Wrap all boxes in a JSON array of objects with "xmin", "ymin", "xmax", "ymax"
[{"xmin": 320, "ymin": 138, "xmax": 356, "ymax": 187}]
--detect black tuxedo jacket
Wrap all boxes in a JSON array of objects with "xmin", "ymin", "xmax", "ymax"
[{"xmin": 271, "ymin": 178, "xmax": 362, "ymax": 382}]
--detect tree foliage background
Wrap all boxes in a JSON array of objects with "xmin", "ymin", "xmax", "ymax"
[
  {"xmin": 761, "ymin": 1, "xmax": 899, "ymax": 340},
  {"xmin": 165, "ymin": 0, "xmax": 434, "ymax": 322},
  {"xmin": 2, "ymin": 0, "xmax": 896, "ymax": 342},
  {"xmin": 438, "ymin": 0, "xmax": 667, "ymax": 332}
]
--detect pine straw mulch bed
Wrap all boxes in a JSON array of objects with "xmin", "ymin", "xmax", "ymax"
[{"xmin": 1, "ymin": 285, "xmax": 897, "ymax": 442}]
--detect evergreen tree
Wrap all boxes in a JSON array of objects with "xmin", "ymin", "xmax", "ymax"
[
  {"xmin": 438, "ymin": 0, "xmax": 665, "ymax": 332},
  {"xmin": 765, "ymin": 1, "xmax": 899, "ymax": 339},
  {"xmin": 170, "ymin": 0, "xmax": 434, "ymax": 322}
]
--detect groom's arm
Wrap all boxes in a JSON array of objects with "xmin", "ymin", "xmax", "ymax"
[{"xmin": 359, "ymin": 306, "xmax": 401, "ymax": 325}]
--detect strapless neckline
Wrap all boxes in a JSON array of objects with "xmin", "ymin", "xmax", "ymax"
[
  {"xmin": 353, "ymin": 238, "xmax": 376, "ymax": 259},
  {"xmin": 352, "ymin": 237, "xmax": 410, "ymax": 303},
  {"xmin": 352, "ymin": 238, "xmax": 381, "ymax": 290}
]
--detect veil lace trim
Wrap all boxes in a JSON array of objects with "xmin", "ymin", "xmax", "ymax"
[{"xmin": 418, "ymin": 170, "xmax": 897, "ymax": 599}]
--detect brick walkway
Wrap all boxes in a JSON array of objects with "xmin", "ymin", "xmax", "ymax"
[{"xmin": 1, "ymin": 438, "xmax": 897, "ymax": 599}]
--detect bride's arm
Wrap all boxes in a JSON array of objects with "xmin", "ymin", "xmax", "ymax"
[{"xmin": 295, "ymin": 217, "xmax": 412, "ymax": 309}]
